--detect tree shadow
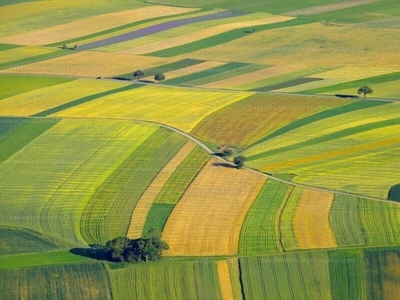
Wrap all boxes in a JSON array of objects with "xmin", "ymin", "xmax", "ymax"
[
  {"xmin": 335, "ymin": 94, "xmax": 359, "ymax": 99},
  {"xmin": 70, "ymin": 244, "xmax": 107, "ymax": 261},
  {"xmin": 212, "ymin": 162, "xmax": 236, "ymax": 168}
]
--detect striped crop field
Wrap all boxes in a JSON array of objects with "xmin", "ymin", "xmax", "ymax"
[
  {"xmin": 191, "ymin": 93, "xmax": 351, "ymax": 147},
  {"xmin": 0, "ymin": 78, "xmax": 129, "ymax": 116},
  {"xmin": 0, "ymin": 46, "xmax": 58, "ymax": 65},
  {"xmin": 2, "ymin": 51, "xmax": 171, "ymax": 77},
  {"xmin": 217, "ymin": 260, "xmax": 235, "ymax": 300},
  {"xmin": 239, "ymin": 180, "xmax": 291, "ymax": 255},
  {"xmin": 126, "ymin": 141, "xmax": 196, "ymax": 239},
  {"xmin": 142, "ymin": 146, "xmax": 209, "ymax": 234},
  {"xmin": 365, "ymin": 248, "xmax": 400, "ymax": 299},
  {"xmin": 0, "ymin": 74, "xmax": 74, "ymax": 101},
  {"xmin": 0, "ymin": 6, "xmax": 195, "ymax": 46},
  {"xmin": 0, "ymin": 262, "xmax": 112, "ymax": 300},
  {"xmin": 80, "ymin": 128, "xmax": 187, "ymax": 245},
  {"xmin": 109, "ymin": 259, "xmax": 222, "ymax": 300},
  {"xmin": 0, "ymin": 227, "xmax": 60, "ymax": 255},
  {"xmin": 162, "ymin": 158, "xmax": 265, "ymax": 256},
  {"xmin": 293, "ymin": 189, "xmax": 337, "ymax": 249},
  {"xmin": 240, "ymin": 251, "xmax": 333, "ymax": 300},
  {"xmin": 55, "ymin": 85, "xmax": 252, "ymax": 131},
  {"xmin": 0, "ymin": 119, "xmax": 164, "ymax": 246}
]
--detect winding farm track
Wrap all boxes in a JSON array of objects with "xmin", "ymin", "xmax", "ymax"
[{"xmin": 78, "ymin": 10, "xmax": 248, "ymax": 51}]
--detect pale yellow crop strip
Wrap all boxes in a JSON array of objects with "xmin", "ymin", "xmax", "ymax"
[
  {"xmin": 293, "ymin": 189, "xmax": 336, "ymax": 249},
  {"xmin": 126, "ymin": 141, "xmax": 196, "ymax": 239},
  {"xmin": 217, "ymin": 260, "xmax": 235, "ymax": 300},
  {"xmin": 162, "ymin": 158, "xmax": 265, "ymax": 256}
]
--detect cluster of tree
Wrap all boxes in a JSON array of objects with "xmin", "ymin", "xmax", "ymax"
[
  {"xmin": 388, "ymin": 183, "xmax": 400, "ymax": 202},
  {"xmin": 61, "ymin": 44, "xmax": 78, "ymax": 50},
  {"xmin": 104, "ymin": 229, "xmax": 169, "ymax": 263},
  {"xmin": 133, "ymin": 70, "xmax": 165, "ymax": 82},
  {"xmin": 234, "ymin": 155, "xmax": 247, "ymax": 169}
]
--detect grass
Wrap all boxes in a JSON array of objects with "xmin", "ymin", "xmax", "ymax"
[
  {"xmin": 55, "ymin": 85, "xmax": 252, "ymax": 132},
  {"xmin": 0, "ymin": 262, "xmax": 112, "ymax": 300},
  {"xmin": 239, "ymin": 180, "xmax": 290, "ymax": 255},
  {"xmin": 0, "ymin": 74, "xmax": 74, "ymax": 101},
  {"xmin": 0, "ymin": 227, "xmax": 60, "ymax": 255},
  {"xmin": 81, "ymin": 128, "xmax": 187, "ymax": 245},
  {"xmin": 108, "ymin": 259, "xmax": 223, "ymax": 300},
  {"xmin": 192, "ymin": 93, "xmax": 352, "ymax": 148},
  {"xmin": 327, "ymin": 249, "xmax": 365, "ymax": 299}
]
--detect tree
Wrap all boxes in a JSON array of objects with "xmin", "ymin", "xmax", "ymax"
[
  {"xmin": 154, "ymin": 73, "xmax": 165, "ymax": 82},
  {"xmin": 73, "ymin": 44, "xmax": 78, "ymax": 50},
  {"xmin": 133, "ymin": 70, "xmax": 144, "ymax": 80},
  {"xmin": 357, "ymin": 86, "xmax": 373, "ymax": 99},
  {"xmin": 233, "ymin": 155, "xmax": 247, "ymax": 169}
]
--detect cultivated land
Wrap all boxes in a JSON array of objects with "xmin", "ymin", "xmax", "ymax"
[{"xmin": 1, "ymin": 0, "xmax": 400, "ymax": 299}]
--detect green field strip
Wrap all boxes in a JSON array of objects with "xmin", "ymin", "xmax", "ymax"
[
  {"xmin": 0, "ymin": 262, "xmax": 112, "ymax": 300},
  {"xmin": 155, "ymin": 146, "xmax": 210, "ymax": 204},
  {"xmin": 329, "ymin": 195, "xmax": 366, "ymax": 247},
  {"xmin": 147, "ymin": 18, "xmax": 314, "ymax": 57},
  {"xmin": 303, "ymin": 71, "xmax": 400, "ymax": 94},
  {"xmin": 0, "ymin": 43, "xmax": 20, "ymax": 51},
  {"xmin": 364, "ymin": 248, "xmax": 400, "ymax": 300},
  {"xmin": 0, "ymin": 49, "xmax": 68, "ymax": 71},
  {"xmin": 109, "ymin": 259, "xmax": 222, "ymax": 300},
  {"xmin": 142, "ymin": 203, "xmax": 175, "ymax": 235},
  {"xmin": 247, "ymin": 117, "xmax": 400, "ymax": 161},
  {"xmin": 0, "ymin": 74, "xmax": 74, "ymax": 101},
  {"xmin": 0, "ymin": 227, "xmax": 60, "ymax": 255},
  {"xmin": 279, "ymin": 187, "xmax": 302, "ymax": 251},
  {"xmin": 239, "ymin": 180, "xmax": 290, "ymax": 255},
  {"xmin": 240, "ymin": 251, "xmax": 333, "ymax": 300},
  {"xmin": 328, "ymin": 249, "xmax": 365, "ymax": 300},
  {"xmin": 253, "ymin": 78, "xmax": 322, "ymax": 92},
  {"xmin": 247, "ymin": 100, "xmax": 387, "ymax": 148},
  {"xmin": 80, "ymin": 129, "xmax": 187, "ymax": 245},
  {"xmin": 0, "ymin": 117, "xmax": 24, "ymax": 139},
  {"xmin": 33, "ymin": 83, "xmax": 140, "ymax": 117},
  {"xmin": 114, "ymin": 58, "xmax": 205, "ymax": 80},
  {"xmin": 163, "ymin": 62, "xmax": 249, "ymax": 85},
  {"xmin": 0, "ymin": 118, "xmax": 59, "ymax": 164}
]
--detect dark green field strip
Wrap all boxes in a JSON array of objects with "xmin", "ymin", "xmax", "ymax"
[
  {"xmin": 32, "ymin": 83, "xmax": 141, "ymax": 117},
  {"xmin": 114, "ymin": 58, "xmax": 205, "ymax": 80},
  {"xmin": 239, "ymin": 180, "xmax": 290, "ymax": 255},
  {"xmin": 184, "ymin": 63, "xmax": 266, "ymax": 86},
  {"xmin": 247, "ymin": 100, "xmax": 387, "ymax": 148},
  {"xmin": 329, "ymin": 195, "xmax": 366, "ymax": 247},
  {"xmin": 147, "ymin": 18, "xmax": 314, "ymax": 57},
  {"xmin": 364, "ymin": 248, "xmax": 400, "ymax": 300},
  {"xmin": 253, "ymin": 77, "xmax": 322, "ymax": 92},
  {"xmin": 0, "ymin": 49, "xmax": 68, "ymax": 71},
  {"xmin": 0, "ymin": 43, "xmax": 20, "ymax": 51},
  {"xmin": 0, "ymin": 117, "xmax": 24, "ymax": 139},
  {"xmin": 163, "ymin": 62, "xmax": 249, "ymax": 85},
  {"xmin": 328, "ymin": 249, "xmax": 365, "ymax": 300},
  {"xmin": 80, "ymin": 129, "xmax": 187, "ymax": 245},
  {"xmin": 155, "ymin": 146, "xmax": 209, "ymax": 204},
  {"xmin": 0, "ymin": 227, "xmax": 60, "ymax": 255},
  {"xmin": 248, "ymin": 116, "xmax": 400, "ymax": 161},
  {"xmin": 0, "ymin": 74, "xmax": 74, "ymax": 101},
  {"xmin": 142, "ymin": 203, "xmax": 175, "ymax": 235},
  {"xmin": 0, "ymin": 118, "xmax": 59, "ymax": 164},
  {"xmin": 0, "ymin": 262, "xmax": 112, "ymax": 300},
  {"xmin": 303, "ymin": 71, "xmax": 400, "ymax": 94},
  {"xmin": 109, "ymin": 259, "xmax": 222, "ymax": 300}
]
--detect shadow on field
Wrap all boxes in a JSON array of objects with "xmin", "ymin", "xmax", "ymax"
[
  {"xmin": 70, "ymin": 245, "xmax": 106, "ymax": 260},
  {"xmin": 335, "ymin": 94, "xmax": 359, "ymax": 99},
  {"xmin": 212, "ymin": 162, "xmax": 236, "ymax": 168}
]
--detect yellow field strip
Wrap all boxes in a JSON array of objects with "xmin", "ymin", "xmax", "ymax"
[
  {"xmin": 0, "ymin": 46, "xmax": 58, "ymax": 64},
  {"xmin": 162, "ymin": 158, "xmax": 266, "ymax": 256},
  {"xmin": 217, "ymin": 260, "xmax": 235, "ymax": 300},
  {"xmin": 126, "ymin": 141, "xmax": 196, "ymax": 239},
  {"xmin": 121, "ymin": 15, "xmax": 293, "ymax": 54},
  {"xmin": 200, "ymin": 65, "xmax": 304, "ymax": 89},
  {"xmin": 141, "ymin": 61, "xmax": 226, "ymax": 81},
  {"xmin": 293, "ymin": 189, "xmax": 337, "ymax": 249},
  {"xmin": 2, "ymin": 51, "xmax": 171, "ymax": 77},
  {"xmin": 0, "ymin": 6, "xmax": 196, "ymax": 45}
]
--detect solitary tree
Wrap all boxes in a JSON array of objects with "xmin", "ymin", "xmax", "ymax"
[
  {"xmin": 154, "ymin": 73, "xmax": 166, "ymax": 82},
  {"xmin": 357, "ymin": 86, "xmax": 373, "ymax": 99},
  {"xmin": 133, "ymin": 70, "xmax": 144, "ymax": 80},
  {"xmin": 73, "ymin": 44, "xmax": 78, "ymax": 50},
  {"xmin": 233, "ymin": 155, "xmax": 247, "ymax": 169}
]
